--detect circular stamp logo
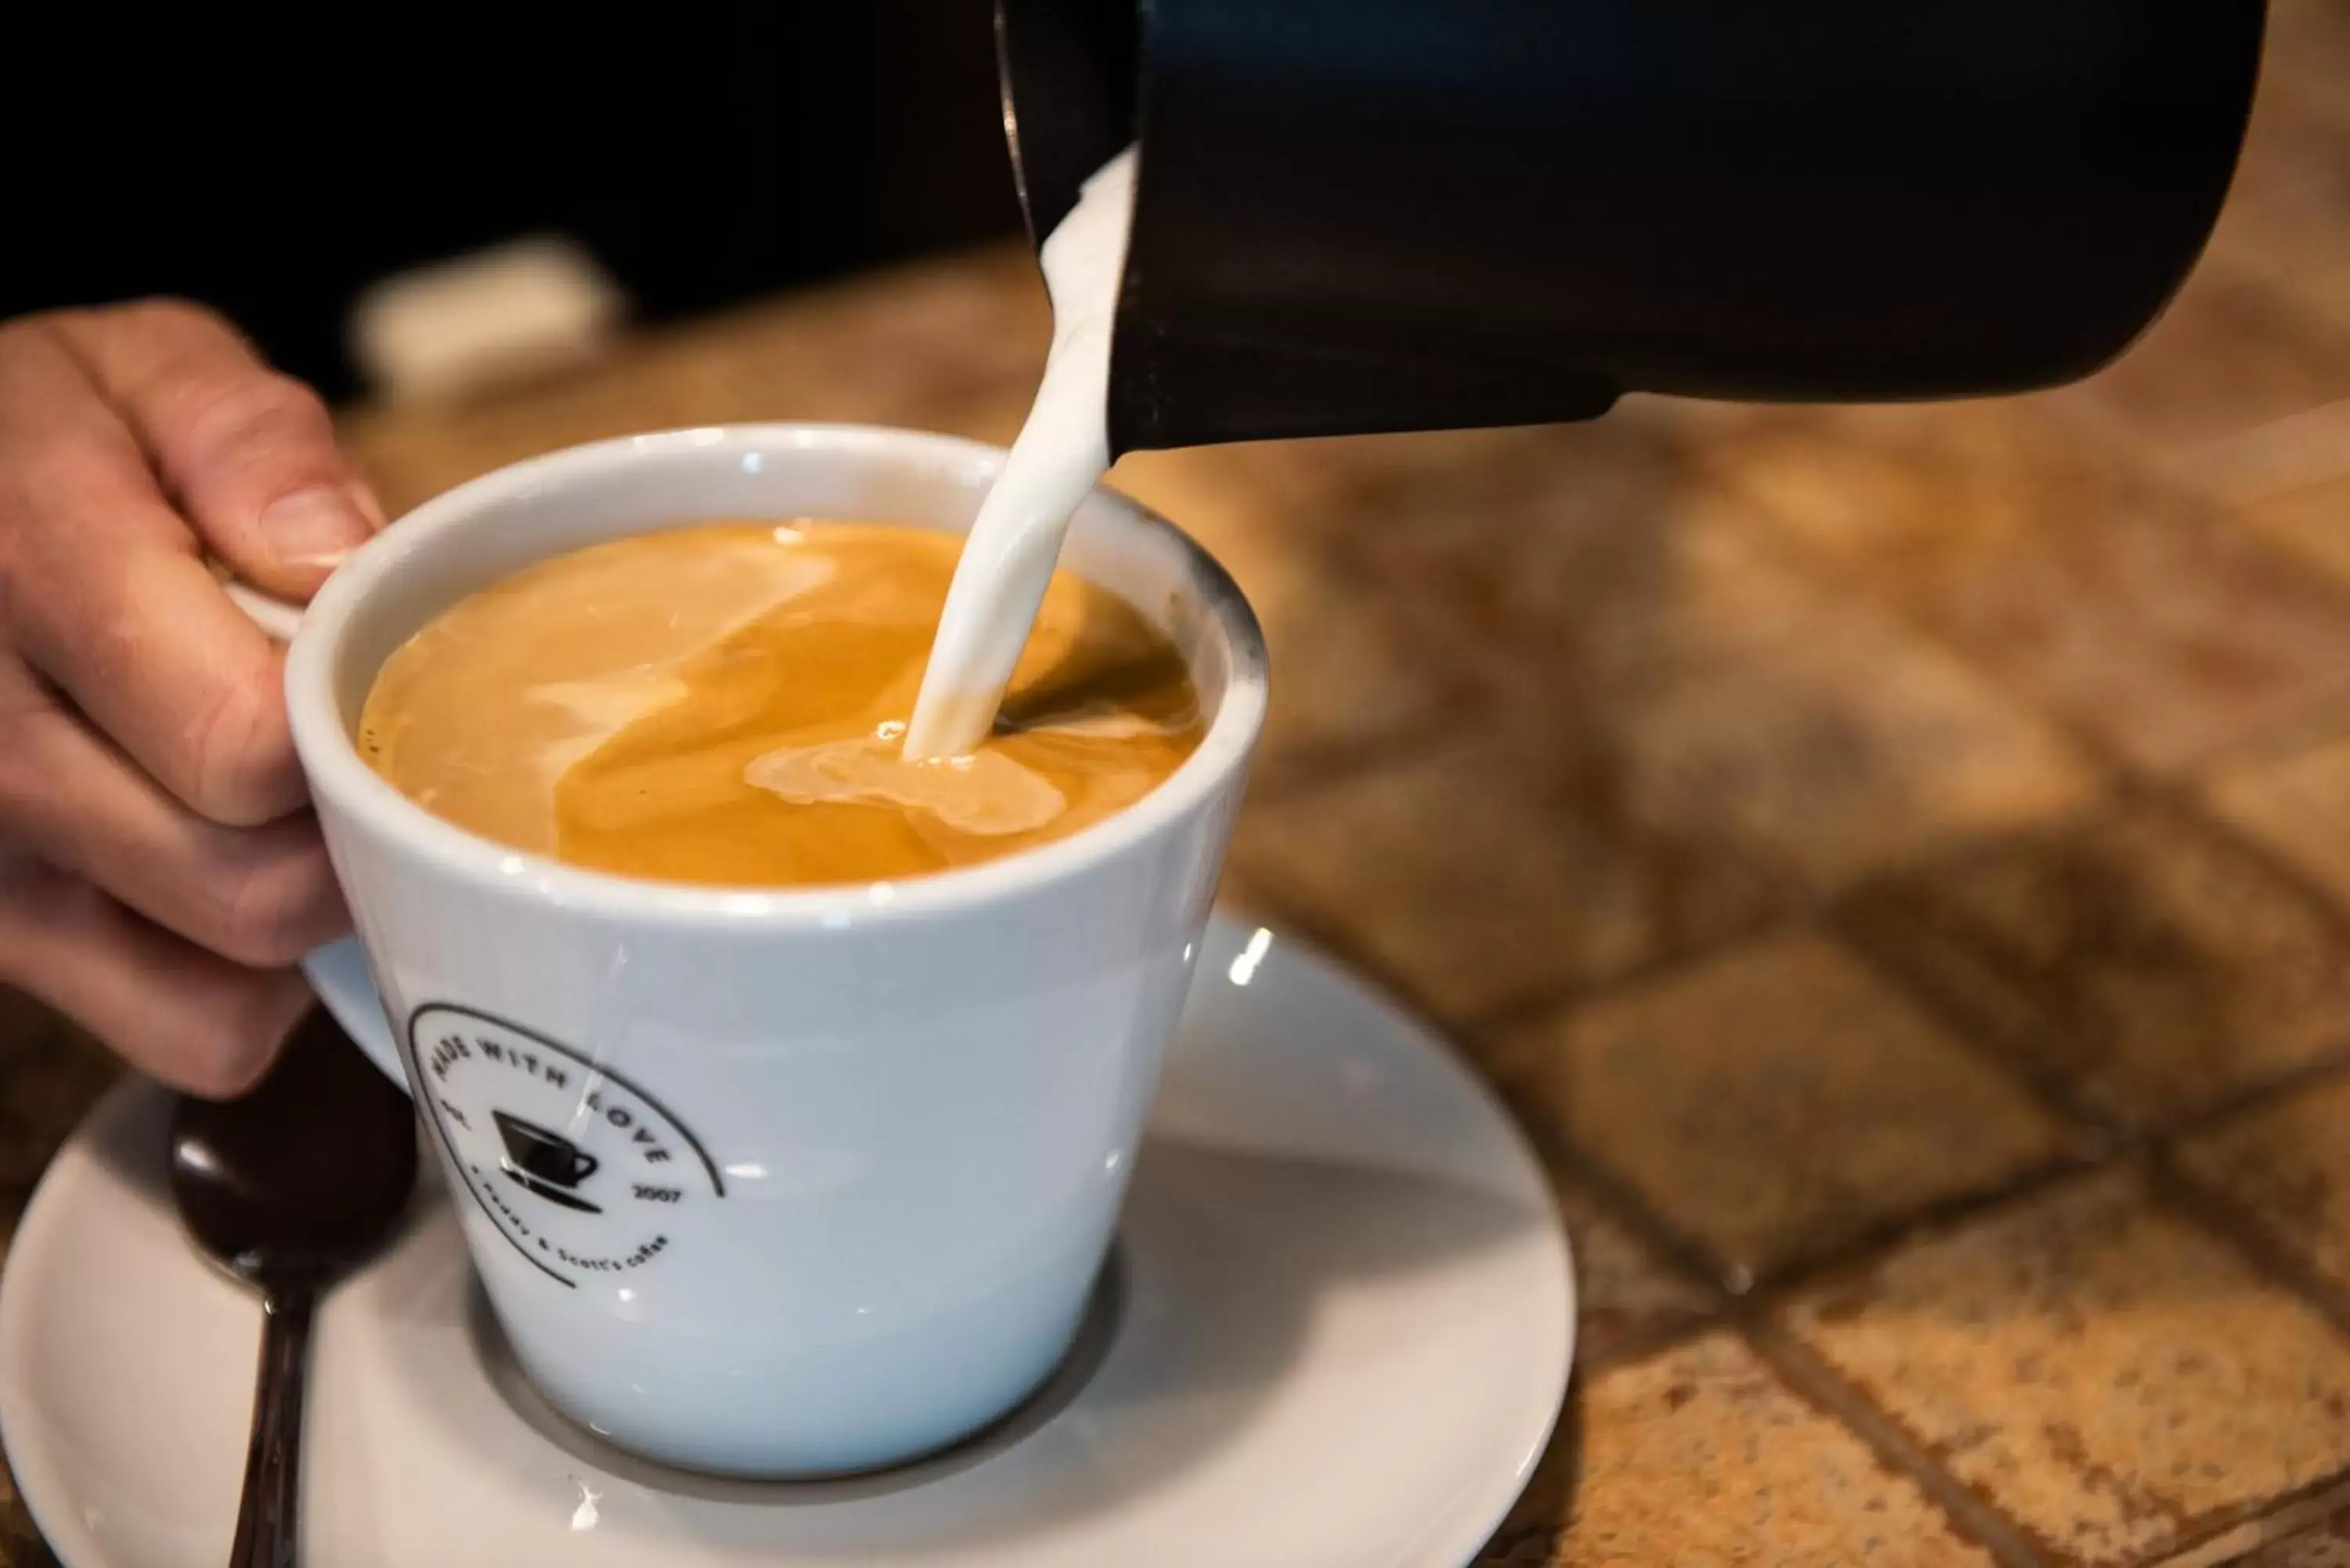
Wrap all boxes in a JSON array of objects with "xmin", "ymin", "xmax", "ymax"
[{"xmin": 407, "ymin": 1003, "xmax": 725, "ymax": 1288}]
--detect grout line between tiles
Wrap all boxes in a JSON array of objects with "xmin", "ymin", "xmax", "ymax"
[
  {"xmin": 2138, "ymin": 1468, "xmax": 2350, "ymax": 1568},
  {"xmin": 1757, "ymin": 1143, "xmax": 2350, "ymax": 1561},
  {"xmin": 1827, "ymin": 901, "xmax": 2131, "ymax": 1140},
  {"xmin": 1738, "ymin": 1151, "xmax": 2111, "ymax": 1310},
  {"xmin": 1459, "ymin": 768, "xmax": 2350, "ymax": 1159},
  {"xmin": 1288, "ymin": 938, "xmax": 2063, "ymax": 1557},
  {"xmin": 2149, "ymin": 1147, "xmax": 2350, "ymax": 1348},
  {"xmin": 1741, "ymin": 1320, "xmax": 2056, "ymax": 1568},
  {"xmin": 2175, "ymin": 664, "xmax": 2350, "ymax": 776},
  {"xmin": 1839, "ymin": 935, "xmax": 2350, "ymax": 1158},
  {"xmin": 2157, "ymin": 1047, "xmax": 2350, "ymax": 1146},
  {"xmin": 1518, "ymin": 1128, "xmax": 2070, "ymax": 1564},
  {"xmin": 1826, "ymin": 787, "xmax": 2350, "ymax": 1158},
  {"xmin": 1505, "ymin": 946, "xmax": 2350, "ymax": 1566},
  {"xmin": 1518, "ymin": 1125, "xmax": 1737, "ymax": 1306},
  {"xmin": 1838, "ymin": 862, "xmax": 2350, "ymax": 1162},
  {"xmin": 1685, "ymin": 423, "xmax": 2350, "ymax": 807},
  {"xmin": 1831, "ymin": 878, "xmax": 2350, "ymax": 1330},
  {"xmin": 2163, "ymin": 780, "xmax": 2350, "ymax": 945},
  {"xmin": 1514, "ymin": 1029, "xmax": 2111, "ymax": 1317}
]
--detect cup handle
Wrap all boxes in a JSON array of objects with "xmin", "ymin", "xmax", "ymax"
[
  {"xmin": 302, "ymin": 938, "xmax": 409, "ymax": 1091},
  {"xmin": 220, "ymin": 566, "xmax": 414, "ymax": 1096},
  {"xmin": 220, "ymin": 576, "xmax": 307, "ymax": 643}
]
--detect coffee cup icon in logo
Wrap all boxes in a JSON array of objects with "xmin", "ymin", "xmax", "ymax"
[{"xmin": 492, "ymin": 1111, "xmax": 602, "ymax": 1213}]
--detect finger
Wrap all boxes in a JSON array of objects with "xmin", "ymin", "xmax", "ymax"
[
  {"xmin": 52, "ymin": 300, "xmax": 382, "ymax": 600},
  {"xmin": 0, "ymin": 653, "xmax": 347, "ymax": 966},
  {"xmin": 0, "ymin": 318, "xmax": 305, "ymax": 825},
  {"xmin": 0, "ymin": 857, "xmax": 313, "ymax": 1097}
]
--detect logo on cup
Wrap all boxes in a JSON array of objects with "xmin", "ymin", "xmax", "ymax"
[
  {"xmin": 492, "ymin": 1111, "xmax": 602, "ymax": 1212},
  {"xmin": 407, "ymin": 1004, "xmax": 725, "ymax": 1288}
]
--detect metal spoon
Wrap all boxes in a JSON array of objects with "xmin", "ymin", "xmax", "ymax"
[{"xmin": 169, "ymin": 1008, "xmax": 418, "ymax": 1568}]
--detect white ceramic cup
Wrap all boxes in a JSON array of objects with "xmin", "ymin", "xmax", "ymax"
[{"xmin": 272, "ymin": 424, "xmax": 1266, "ymax": 1476}]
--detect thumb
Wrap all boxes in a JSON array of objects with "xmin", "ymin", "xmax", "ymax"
[{"xmin": 55, "ymin": 301, "xmax": 384, "ymax": 601}]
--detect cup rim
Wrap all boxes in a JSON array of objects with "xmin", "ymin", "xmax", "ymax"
[{"xmin": 285, "ymin": 423, "xmax": 1267, "ymax": 930}]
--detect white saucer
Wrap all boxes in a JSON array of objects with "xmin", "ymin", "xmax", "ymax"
[{"xmin": 0, "ymin": 918, "xmax": 1571, "ymax": 1568}]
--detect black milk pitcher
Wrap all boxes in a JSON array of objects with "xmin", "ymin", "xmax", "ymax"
[{"xmin": 995, "ymin": 0, "xmax": 2266, "ymax": 453}]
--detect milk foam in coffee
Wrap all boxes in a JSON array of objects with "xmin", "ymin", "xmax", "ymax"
[{"xmin": 359, "ymin": 522, "xmax": 1200, "ymax": 888}]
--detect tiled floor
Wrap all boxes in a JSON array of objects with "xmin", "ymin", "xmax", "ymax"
[
  {"xmin": 5, "ymin": 5, "xmax": 2350, "ymax": 1566},
  {"xmin": 1543, "ymin": 1165, "xmax": 1712, "ymax": 1368},
  {"xmin": 2176, "ymin": 1068, "xmax": 2350, "ymax": 1303},
  {"xmin": 1492, "ymin": 933, "xmax": 2072, "ymax": 1288},
  {"xmin": 1844, "ymin": 802, "xmax": 2350, "ymax": 1131},
  {"xmin": 2225, "ymin": 1505, "xmax": 2350, "ymax": 1567},
  {"xmin": 1785, "ymin": 1171, "xmax": 2350, "ymax": 1567},
  {"xmin": 2207, "ymin": 735, "xmax": 2350, "ymax": 909},
  {"xmin": 1559, "ymin": 1332, "xmax": 1996, "ymax": 1567},
  {"xmin": 1229, "ymin": 731, "xmax": 1791, "ymax": 1024}
]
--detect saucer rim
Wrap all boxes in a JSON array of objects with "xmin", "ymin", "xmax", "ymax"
[{"xmin": 0, "ymin": 916, "xmax": 1574, "ymax": 1568}]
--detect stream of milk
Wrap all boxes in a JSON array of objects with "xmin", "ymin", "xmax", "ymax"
[{"xmin": 900, "ymin": 146, "xmax": 1140, "ymax": 761}]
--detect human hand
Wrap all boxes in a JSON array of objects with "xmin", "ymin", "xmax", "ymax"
[{"xmin": 0, "ymin": 302, "xmax": 383, "ymax": 1094}]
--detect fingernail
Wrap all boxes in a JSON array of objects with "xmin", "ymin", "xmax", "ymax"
[{"xmin": 258, "ymin": 486, "xmax": 374, "ymax": 572}]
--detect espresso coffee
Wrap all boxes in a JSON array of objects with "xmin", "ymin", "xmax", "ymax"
[{"xmin": 358, "ymin": 522, "xmax": 1202, "ymax": 887}]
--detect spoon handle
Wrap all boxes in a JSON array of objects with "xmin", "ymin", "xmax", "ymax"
[{"xmin": 230, "ymin": 1285, "xmax": 316, "ymax": 1568}]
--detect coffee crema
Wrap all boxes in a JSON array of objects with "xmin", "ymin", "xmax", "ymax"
[{"xmin": 358, "ymin": 522, "xmax": 1203, "ymax": 887}]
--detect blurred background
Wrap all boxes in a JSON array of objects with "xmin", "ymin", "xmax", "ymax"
[{"xmin": 1, "ymin": 5, "xmax": 1022, "ymax": 399}]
